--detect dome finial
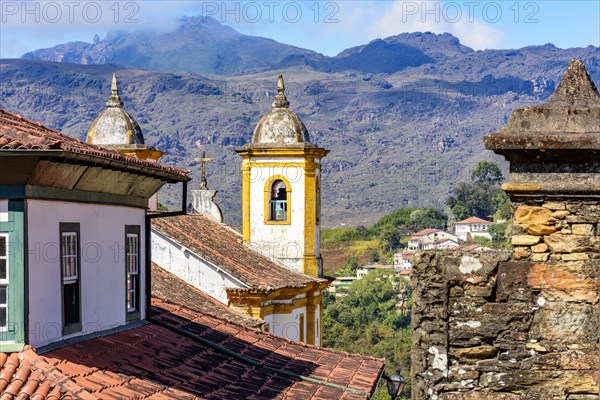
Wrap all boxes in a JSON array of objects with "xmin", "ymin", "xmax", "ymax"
[
  {"xmin": 272, "ymin": 74, "xmax": 290, "ymax": 108},
  {"xmin": 106, "ymin": 72, "xmax": 124, "ymax": 108}
]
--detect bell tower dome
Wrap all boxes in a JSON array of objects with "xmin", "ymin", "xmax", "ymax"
[
  {"xmin": 235, "ymin": 75, "xmax": 328, "ymax": 277},
  {"xmin": 87, "ymin": 73, "xmax": 166, "ymax": 210}
]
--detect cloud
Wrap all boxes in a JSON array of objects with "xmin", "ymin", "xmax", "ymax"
[{"xmin": 367, "ymin": 0, "xmax": 505, "ymax": 50}]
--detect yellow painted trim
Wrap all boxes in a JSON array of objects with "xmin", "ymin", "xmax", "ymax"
[
  {"xmin": 303, "ymin": 168, "xmax": 318, "ymax": 276},
  {"xmin": 305, "ymin": 295, "xmax": 318, "ymax": 345},
  {"xmin": 249, "ymin": 162, "xmax": 307, "ymax": 168},
  {"xmin": 299, "ymin": 313, "xmax": 305, "ymax": 343},
  {"xmin": 264, "ymin": 174, "xmax": 292, "ymax": 225},
  {"xmin": 291, "ymin": 297, "xmax": 307, "ymax": 309},
  {"xmin": 242, "ymin": 159, "xmax": 251, "ymax": 242},
  {"xmin": 236, "ymin": 147, "xmax": 329, "ymax": 159},
  {"xmin": 119, "ymin": 148, "xmax": 165, "ymax": 161},
  {"xmin": 273, "ymin": 303, "xmax": 293, "ymax": 313}
]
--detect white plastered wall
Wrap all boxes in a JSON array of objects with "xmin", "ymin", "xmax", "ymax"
[
  {"xmin": 151, "ymin": 229, "xmax": 244, "ymax": 303},
  {"xmin": 27, "ymin": 199, "xmax": 146, "ymax": 348},
  {"xmin": 248, "ymin": 159, "xmax": 306, "ymax": 273}
]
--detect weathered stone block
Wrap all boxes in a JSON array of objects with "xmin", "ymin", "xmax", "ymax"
[
  {"xmin": 522, "ymin": 348, "xmax": 599, "ymax": 370},
  {"xmin": 531, "ymin": 243, "xmax": 549, "ymax": 253},
  {"xmin": 450, "ymin": 345, "xmax": 498, "ymax": 362},
  {"xmin": 513, "ymin": 246, "xmax": 530, "ymax": 260},
  {"xmin": 442, "ymin": 392, "xmax": 520, "ymax": 400},
  {"xmin": 545, "ymin": 233, "xmax": 600, "ymax": 253},
  {"xmin": 515, "ymin": 206, "xmax": 559, "ymax": 235},
  {"xmin": 543, "ymin": 202, "xmax": 566, "ymax": 211},
  {"xmin": 551, "ymin": 210, "xmax": 570, "ymax": 219},
  {"xmin": 512, "ymin": 235, "xmax": 542, "ymax": 246},
  {"xmin": 571, "ymin": 224, "xmax": 595, "ymax": 236},
  {"xmin": 531, "ymin": 253, "xmax": 550, "ymax": 262},
  {"xmin": 561, "ymin": 253, "xmax": 590, "ymax": 261},
  {"xmin": 530, "ymin": 302, "xmax": 599, "ymax": 343}
]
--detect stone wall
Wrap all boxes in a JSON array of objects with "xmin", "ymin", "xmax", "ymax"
[
  {"xmin": 411, "ymin": 247, "xmax": 599, "ymax": 399},
  {"xmin": 411, "ymin": 59, "xmax": 600, "ymax": 400}
]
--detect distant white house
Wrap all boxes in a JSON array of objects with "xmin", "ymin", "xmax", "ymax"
[
  {"xmin": 356, "ymin": 264, "xmax": 394, "ymax": 278},
  {"xmin": 423, "ymin": 238, "xmax": 460, "ymax": 250},
  {"xmin": 454, "ymin": 217, "xmax": 493, "ymax": 241},
  {"xmin": 407, "ymin": 228, "xmax": 459, "ymax": 251},
  {"xmin": 394, "ymin": 251, "xmax": 414, "ymax": 270}
]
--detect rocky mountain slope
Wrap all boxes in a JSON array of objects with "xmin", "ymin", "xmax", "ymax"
[
  {"xmin": 5, "ymin": 26, "xmax": 600, "ymax": 228},
  {"xmin": 22, "ymin": 16, "xmax": 315, "ymax": 75}
]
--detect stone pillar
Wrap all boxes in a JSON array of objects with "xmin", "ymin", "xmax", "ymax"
[{"xmin": 485, "ymin": 59, "xmax": 600, "ymax": 397}]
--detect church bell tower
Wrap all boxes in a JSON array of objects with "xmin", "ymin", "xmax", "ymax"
[{"xmin": 236, "ymin": 75, "xmax": 328, "ymax": 277}]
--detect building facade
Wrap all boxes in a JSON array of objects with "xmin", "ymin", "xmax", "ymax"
[
  {"xmin": 0, "ymin": 108, "xmax": 188, "ymax": 351},
  {"xmin": 454, "ymin": 216, "xmax": 493, "ymax": 241}
]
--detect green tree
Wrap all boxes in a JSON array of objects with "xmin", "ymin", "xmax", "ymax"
[
  {"xmin": 447, "ymin": 161, "xmax": 509, "ymax": 221},
  {"xmin": 409, "ymin": 207, "xmax": 447, "ymax": 231},
  {"xmin": 379, "ymin": 225, "xmax": 402, "ymax": 253},
  {"xmin": 471, "ymin": 160, "xmax": 504, "ymax": 185},
  {"xmin": 323, "ymin": 269, "xmax": 412, "ymax": 397}
]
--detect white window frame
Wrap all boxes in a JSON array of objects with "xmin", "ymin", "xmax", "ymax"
[
  {"xmin": 61, "ymin": 232, "xmax": 78, "ymax": 284},
  {"xmin": 0, "ymin": 233, "xmax": 8, "ymax": 332},
  {"xmin": 126, "ymin": 233, "xmax": 139, "ymax": 313}
]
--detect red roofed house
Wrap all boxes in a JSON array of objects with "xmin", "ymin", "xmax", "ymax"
[
  {"xmin": 454, "ymin": 216, "xmax": 493, "ymax": 241},
  {"xmin": 0, "ymin": 76, "xmax": 384, "ymax": 399},
  {"xmin": 407, "ymin": 228, "xmax": 459, "ymax": 251}
]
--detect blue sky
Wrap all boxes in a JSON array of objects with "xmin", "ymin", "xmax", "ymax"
[{"xmin": 1, "ymin": 1, "xmax": 599, "ymax": 58}]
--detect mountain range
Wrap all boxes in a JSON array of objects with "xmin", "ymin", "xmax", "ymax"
[{"xmin": 5, "ymin": 17, "xmax": 600, "ymax": 228}]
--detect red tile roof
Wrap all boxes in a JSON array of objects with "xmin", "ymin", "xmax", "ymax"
[
  {"xmin": 455, "ymin": 216, "xmax": 493, "ymax": 225},
  {"xmin": 151, "ymin": 262, "xmax": 263, "ymax": 328},
  {"xmin": 0, "ymin": 350, "xmax": 85, "ymax": 399},
  {"xmin": 0, "ymin": 108, "xmax": 188, "ymax": 180},
  {"xmin": 152, "ymin": 215, "xmax": 327, "ymax": 291},
  {"xmin": 411, "ymin": 228, "xmax": 441, "ymax": 237},
  {"xmin": 11, "ymin": 298, "xmax": 383, "ymax": 399}
]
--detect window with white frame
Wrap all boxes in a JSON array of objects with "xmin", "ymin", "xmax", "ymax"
[
  {"xmin": 125, "ymin": 226, "xmax": 141, "ymax": 320},
  {"xmin": 60, "ymin": 223, "xmax": 81, "ymax": 335},
  {"xmin": 0, "ymin": 234, "xmax": 8, "ymax": 331}
]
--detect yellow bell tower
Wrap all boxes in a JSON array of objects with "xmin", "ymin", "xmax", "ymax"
[{"xmin": 236, "ymin": 75, "xmax": 328, "ymax": 277}]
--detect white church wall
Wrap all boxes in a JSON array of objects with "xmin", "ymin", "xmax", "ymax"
[
  {"xmin": 27, "ymin": 199, "xmax": 146, "ymax": 348},
  {"xmin": 248, "ymin": 161, "xmax": 307, "ymax": 273},
  {"xmin": 151, "ymin": 230, "xmax": 244, "ymax": 304}
]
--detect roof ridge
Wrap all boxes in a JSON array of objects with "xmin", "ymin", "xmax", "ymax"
[
  {"xmin": 153, "ymin": 216, "xmax": 323, "ymax": 289},
  {"xmin": 151, "ymin": 297, "xmax": 383, "ymax": 361},
  {"xmin": 151, "ymin": 292, "xmax": 262, "ymax": 327},
  {"xmin": 0, "ymin": 107, "xmax": 189, "ymax": 179}
]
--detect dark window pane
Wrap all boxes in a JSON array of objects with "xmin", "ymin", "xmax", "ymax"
[
  {"xmin": 0, "ymin": 287, "xmax": 6, "ymax": 304},
  {"xmin": 0, "ymin": 259, "xmax": 6, "ymax": 280},
  {"xmin": 63, "ymin": 283, "xmax": 79, "ymax": 324},
  {"xmin": 0, "ymin": 308, "xmax": 6, "ymax": 327},
  {"xmin": 0, "ymin": 236, "xmax": 5, "ymax": 256}
]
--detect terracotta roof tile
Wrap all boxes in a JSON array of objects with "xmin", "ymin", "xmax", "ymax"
[
  {"xmin": 20, "ymin": 298, "xmax": 383, "ymax": 399},
  {"xmin": 455, "ymin": 216, "xmax": 493, "ymax": 225},
  {"xmin": 0, "ymin": 108, "xmax": 188, "ymax": 179},
  {"xmin": 0, "ymin": 348, "xmax": 92, "ymax": 399},
  {"xmin": 412, "ymin": 228, "xmax": 441, "ymax": 236},
  {"xmin": 151, "ymin": 262, "xmax": 263, "ymax": 328},
  {"xmin": 152, "ymin": 215, "xmax": 327, "ymax": 291}
]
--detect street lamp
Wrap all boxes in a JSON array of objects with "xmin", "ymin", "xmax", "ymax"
[{"xmin": 384, "ymin": 370, "xmax": 406, "ymax": 400}]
